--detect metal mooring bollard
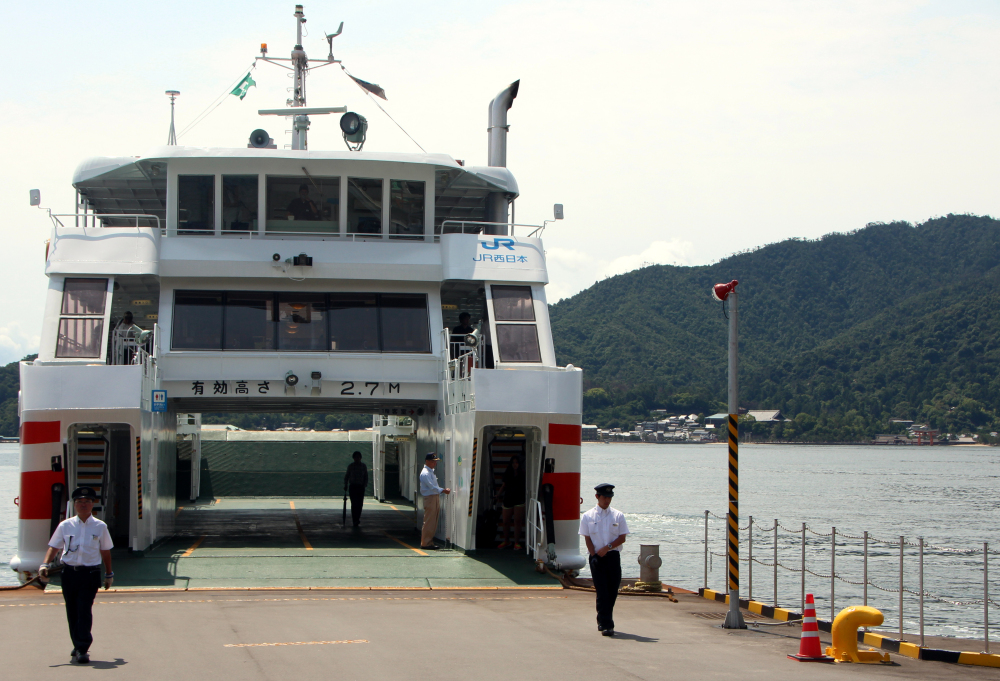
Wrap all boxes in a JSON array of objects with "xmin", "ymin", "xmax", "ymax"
[{"xmin": 637, "ymin": 544, "xmax": 663, "ymax": 591}]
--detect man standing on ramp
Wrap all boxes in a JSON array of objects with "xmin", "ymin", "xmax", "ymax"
[
  {"xmin": 343, "ymin": 451, "xmax": 369, "ymax": 528},
  {"xmin": 419, "ymin": 453, "xmax": 450, "ymax": 550},
  {"xmin": 580, "ymin": 483, "xmax": 629, "ymax": 636}
]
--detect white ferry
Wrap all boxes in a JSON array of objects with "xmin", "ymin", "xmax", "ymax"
[{"xmin": 10, "ymin": 5, "xmax": 584, "ymax": 584}]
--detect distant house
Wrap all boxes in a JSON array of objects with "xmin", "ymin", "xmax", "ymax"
[
  {"xmin": 582, "ymin": 425, "xmax": 599, "ymax": 441},
  {"xmin": 746, "ymin": 410, "xmax": 785, "ymax": 423},
  {"xmin": 704, "ymin": 413, "xmax": 728, "ymax": 427}
]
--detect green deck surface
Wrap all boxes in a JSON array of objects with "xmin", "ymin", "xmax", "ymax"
[{"xmin": 96, "ymin": 498, "xmax": 555, "ymax": 590}]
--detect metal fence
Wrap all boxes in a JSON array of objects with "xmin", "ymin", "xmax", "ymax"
[{"xmin": 703, "ymin": 511, "xmax": 997, "ymax": 651}]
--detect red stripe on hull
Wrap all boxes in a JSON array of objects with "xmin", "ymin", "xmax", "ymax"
[
  {"xmin": 542, "ymin": 472, "xmax": 581, "ymax": 521},
  {"xmin": 19, "ymin": 470, "xmax": 67, "ymax": 520},
  {"xmin": 20, "ymin": 421, "xmax": 61, "ymax": 445},
  {"xmin": 548, "ymin": 423, "xmax": 581, "ymax": 446}
]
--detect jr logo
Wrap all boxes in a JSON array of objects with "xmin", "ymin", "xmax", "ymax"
[{"xmin": 481, "ymin": 238, "xmax": 516, "ymax": 251}]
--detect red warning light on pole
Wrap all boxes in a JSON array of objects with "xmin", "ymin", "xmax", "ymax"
[{"xmin": 712, "ymin": 280, "xmax": 739, "ymax": 302}]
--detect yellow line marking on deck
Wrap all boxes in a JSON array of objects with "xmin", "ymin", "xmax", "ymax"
[
  {"xmin": 175, "ymin": 506, "xmax": 184, "ymax": 518},
  {"xmin": 381, "ymin": 531, "xmax": 427, "ymax": 556},
  {"xmin": 289, "ymin": 501, "xmax": 313, "ymax": 550},
  {"xmin": 225, "ymin": 639, "xmax": 368, "ymax": 648},
  {"xmin": 181, "ymin": 535, "xmax": 206, "ymax": 557}
]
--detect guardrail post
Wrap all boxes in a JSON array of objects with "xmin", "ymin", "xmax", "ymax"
[
  {"xmin": 831, "ymin": 526, "xmax": 836, "ymax": 621},
  {"xmin": 899, "ymin": 535, "xmax": 905, "ymax": 640},
  {"xmin": 919, "ymin": 537, "xmax": 924, "ymax": 648},
  {"xmin": 801, "ymin": 522, "xmax": 806, "ymax": 613},
  {"xmin": 748, "ymin": 516, "xmax": 753, "ymax": 601},
  {"xmin": 704, "ymin": 510, "xmax": 709, "ymax": 590},
  {"xmin": 985, "ymin": 542, "xmax": 990, "ymax": 654},
  {"xmin": 773, "ymin": 518, "xmax": 778, "ymax": 608},
  {"xmin": 863, "ymin": 531, "xmax": 868, "ymax": 607}
]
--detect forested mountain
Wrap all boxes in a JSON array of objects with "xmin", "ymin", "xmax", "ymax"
[
  {"xmin": 1, "ymin": 214, "xmax": 997, "ymax": 442},
  {"xmin": 551, "ymin": 214, "xmax": 1000, "ymax": 440}
]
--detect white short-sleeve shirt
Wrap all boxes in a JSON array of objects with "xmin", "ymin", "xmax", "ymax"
[
  {"xmin": 48, "ymin": 515, "xmax": 113, "ymax": 567},
  {"xmin": 579, "ymin": 505, "xmax": 629, "ymax": 551}
]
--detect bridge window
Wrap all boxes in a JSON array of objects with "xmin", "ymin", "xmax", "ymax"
[
  {"xmin": 61, "ymin": 278, "xmax": 108, "ymax": 315},
  {"xmin": 266, "ymin": 176, "xmax": 339, "ymax": 234},
  {"xmin": 55, "ymin": 278, "xmax": 108, "ymax": 358},
  {"xmin": 172, "ymin": 291, "xmax": 223, "ymax": 349},
  {"xmin": 224, "ymin": 292, "xmax": 274, "ymax": 350},
  {"xmin": 490, "ymin": 285, "xmax": 540, "ymax": 363},
  {"xmin": 347, "ymin": 177, "xmax": 382, "ymax": 235},
  {"xmin": 222, "ymin": 175, "xmax": 258, "ymax": 232},
  {"xmin": 328, "ymin": 294, "xmax": 379, "ymax": 351},
  {"xmin": 177, "ymin": 175, "xmax": 215, "ymax": 233},
  {"xmin": 171, "ymin": 290, "xmax": 429, "ymax": 353},
  {"xmin": 278, "ymin": 293, "xmax": 328, "ymax": 351},
  {"xmin": 380, "ymin": 294, "xmax": 430, "ymax": 352},
  {"xmin": 389, "ymin": 180, "xmax": 425, "ymax": 239}
]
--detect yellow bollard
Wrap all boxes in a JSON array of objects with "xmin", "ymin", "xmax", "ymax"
[{"xmin": 825, "ymin": 606, "xmax": 891, "ymax": 664}]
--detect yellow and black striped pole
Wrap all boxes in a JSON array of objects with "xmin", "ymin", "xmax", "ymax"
[{"xmin": 713, "ymin": 279, "xmax": 746, "ymax": 629}]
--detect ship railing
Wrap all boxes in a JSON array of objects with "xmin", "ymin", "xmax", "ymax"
[
  {"xmin": 136, "ymin": 325, "xmax": 161, "ymax": 411},
  {"xmin": 440, "ymin": 220, "xmax": 548, "ymax": 238},
  {"xmin": 164, "ymin": 229, "xmax": 437, "ymax": 242},
  {"xmin": 47, "ymin": 213, "xmax": 161, "ymax": 230},
  {"xmin": 441, "ymin": 330, "xmax": 477, "ymax": 415}
]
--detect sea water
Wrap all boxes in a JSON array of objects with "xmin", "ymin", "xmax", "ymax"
[
  {"xmin": 2, "ymin": 441, "xmax": 997, "ymax": 640},
  {"xmin": 580, "ymin": 442, "xmax": 999, "ymax": 641}
]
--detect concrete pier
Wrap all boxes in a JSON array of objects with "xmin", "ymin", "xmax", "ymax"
[{"xmin": 1, "ymin": 586, "xmax": 993, "ymax": 679}]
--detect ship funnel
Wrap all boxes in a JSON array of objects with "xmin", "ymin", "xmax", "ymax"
[{"xmin": 487, "ymin": 80, "xmax": 519, "ymax": 167}]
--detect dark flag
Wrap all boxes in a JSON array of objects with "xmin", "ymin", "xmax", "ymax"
[{"xmin": 348, "ymin": 74, "xmax": 387, "ymax": 100}]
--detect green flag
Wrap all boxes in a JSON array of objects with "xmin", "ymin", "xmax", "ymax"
[{"xmin": 230, "ymin": 73, "xmax": 256, "ymax": 100}]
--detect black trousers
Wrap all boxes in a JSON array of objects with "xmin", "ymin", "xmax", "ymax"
[
  {"xmin": 590, "ymin": 551, "xmax": 622, "ymax": 630},
  {"xmin": 348, "ymin": 484, "xmax": 365, "ymax": 526},
  {"xmin": 60, "ymin": 567, "xmax": 101, "ymax": 653}
]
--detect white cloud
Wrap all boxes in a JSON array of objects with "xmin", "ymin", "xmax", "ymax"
[{"xmin": 0, "ymin": 321, "xmax": 40, "ymax": 367}]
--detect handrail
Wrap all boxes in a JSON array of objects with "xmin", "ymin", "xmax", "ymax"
[
  {"xmin": 48, "ymin": 213, "xmax": 161, "ymax": 231},
  {"xmin": 440, "ymin": 220, "xmax": 545, "ymax": 237},
  {"xmin": 528, "ymin": 498, "xmax": 545, "ymax": 558},
  {"xmin": 163, "ymin": 229, "xmax": 435, "ymax": 242}
]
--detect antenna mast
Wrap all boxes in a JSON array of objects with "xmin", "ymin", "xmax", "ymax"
[
  {"xmin": 165, "ymin": 90, "xmax": 180, "ymax": 145},
  {"xmin": 290, "ymin": 5, "xmax": 309, "ymax": 149},
  {"xmin": 256, "ymin": 4, "xmax": 344, "ymax": 151}
]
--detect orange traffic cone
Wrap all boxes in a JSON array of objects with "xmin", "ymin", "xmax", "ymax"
[{"xmin": 788, "ymin": 594, "xmax": 834, "ymax": 662}]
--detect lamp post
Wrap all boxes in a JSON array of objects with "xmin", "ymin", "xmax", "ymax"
[{"xmin": 713, "ymin": 279, "xmax": 746, "ymax": 629}]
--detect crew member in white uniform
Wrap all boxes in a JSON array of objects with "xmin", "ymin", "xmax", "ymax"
[
  {"xmin": 39, "ymin": 486, "xmax": 114, "ymax": 665},
  {"xmin": 419, "ymin": 453, "xmax": 450, "ymax": 550},
  {"xmin": 579, "ymin": 483, "xmax": 629, "ymax": 636}
]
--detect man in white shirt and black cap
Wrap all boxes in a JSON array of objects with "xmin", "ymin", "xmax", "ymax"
[
  {"xmin": 579, "ymin": 483, "xmax": 629, "ymax": 636},
  {"xmin": 419, "ymin": 453, "xmax": 450, "ymax": 550},
  {"xmin": 39, "ymin": 486, "xmax": 114, "ymax": 664}
]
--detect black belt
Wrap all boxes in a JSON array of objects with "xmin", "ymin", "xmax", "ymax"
[{"xmin": 64, "ymin": 564, "xmax": 101, "ymax": 572}]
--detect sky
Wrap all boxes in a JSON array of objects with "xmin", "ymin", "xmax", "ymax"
[{"xmin": 1, "ymin": 0, "xmax": 998, "ymax": 364}]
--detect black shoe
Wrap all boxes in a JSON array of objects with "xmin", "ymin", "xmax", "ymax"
[
  {"xmin": 597, "ymin": 625, "xmax": 605, "ymax": 632},
  {"xmin": 602, "ymin": 629, "xmax": 615, "ymax": 637},
  {"xmin": 421, "ymin": 544, "xmax": 439, "ymax": 550},
  {"xmin": 77, "ymin": 651, "xmax": 90, "ymax": 664},
  {"xmin": 70, "ymin": 649, "xmax": 78, "ymax": 663}
]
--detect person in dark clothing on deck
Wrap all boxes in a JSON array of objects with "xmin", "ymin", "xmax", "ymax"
[
  {"xmin": 495, "ymin": 455, "xmax": 526, "ymax": 549},
  {"xmin": 344, "ymin": 451, "xmax": 369, "ymax": 527}
]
